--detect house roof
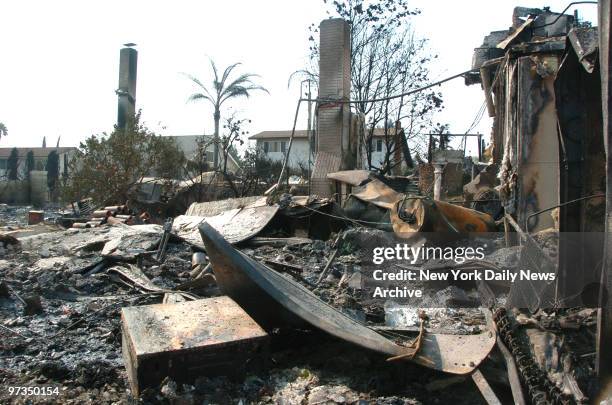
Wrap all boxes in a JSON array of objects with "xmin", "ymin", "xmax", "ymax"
[
  {"xmin": 0, "ymin": 147, "xmax": 76, "ymax": 158},
  {"xmin": 249, "ymin": 128, "xmax": 397, "ymax": 140},
  {"xmin": 249, "ymin": 130, "xmax": 309, "ymax": 140}
]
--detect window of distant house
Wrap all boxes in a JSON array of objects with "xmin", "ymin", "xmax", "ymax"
[
  {"xmin": 0, "ymin": 159, "xmax": 6, "ymax": 170},
  {"xmin": 263, "ymin": 141, "xmax": 269, "ymax": 153},
  {"xmin": 376, "ymin": 139, "xmax": 383, "ymax": 152},
  {"xmin": 271, "ymin": 142, "xmax": 279, "ymax": 153},
  {"xmin": 281, "ymin": 141, "xmax": 286, "ymax": 153}
]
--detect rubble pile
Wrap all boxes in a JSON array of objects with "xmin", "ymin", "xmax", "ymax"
[
  {"xmin": 0, "ymin": 168, "xmax": 601, "ymax": 404},
  {"xmin": 0, "ymin": 202, "xmax": 492, "ymax": 404}
]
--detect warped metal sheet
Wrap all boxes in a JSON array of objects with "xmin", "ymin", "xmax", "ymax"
[
  {"xmin": 186, "ymin": 196, "xmax": 263, "ymax": 216},
  {"xmin": 567, "ymin": 27, "xmax": 599, "ymax": 73},
  {"xmin": 351, "ymin": 178, "xmax": 403, "ymax": 210},
  {"xmin": 497, "ymin": 18, "xmax": 534, "ymax": 50},
  {"xmin": 199, "ymin": 222, "xmax": 495, "ymax": 374},
  {"xmin": 173, "ymin": 199, "xmax": 277, "ymax": 247},
  {"xmin": 327, "ymin": 170, "xmax": 371, "ymax": 187}
]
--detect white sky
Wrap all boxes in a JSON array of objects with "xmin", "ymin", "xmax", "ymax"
[{"xmin": 0, "ymin": 0, "xmax": 598, "ymax": 156}]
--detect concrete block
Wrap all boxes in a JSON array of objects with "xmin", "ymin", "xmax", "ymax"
[{"xmin": 121, "ymin": 296, "xmax": 269, "ymax": 396}]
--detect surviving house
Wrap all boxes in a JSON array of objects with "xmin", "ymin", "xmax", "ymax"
[
  {"xmin": 165, "ymin": 135, "xmax": 241, "ymax": 174},
  {"xmin": 249, "ymin": 128, "xmax": 396, "ymax": 171}
]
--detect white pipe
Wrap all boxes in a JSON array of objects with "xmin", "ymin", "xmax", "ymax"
[{"xmin": 433, "ymin": 164, "xmax": 444, "ymax": 201}]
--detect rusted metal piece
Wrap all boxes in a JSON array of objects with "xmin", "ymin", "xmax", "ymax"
[
  {"xmin": 327, "ymin": 170, "xmax": 371, "ymax": 187},
  {"xmin": 121, "ymin": 297, "xmax": 269, "ymax": 396},
  {"xmin": 496, "ymin": 336, "xmax": 527, "ymax": 405},
  {"xmin": 494, "ymin": 307, "xmax": 569, "ymax": 404},
  {"xmin": 92, "ymin": 209, "xmax": 112, "ymax": 218},
  {"xmin": 390, "ymin": 197, "xmax": 496, "ymax": 238},
  {"xmin": 568, "ymin": 27, "xmax": 599, "ymax": 73},
  {"xmin": 496, "ymin": 17, "xmax": 534, "ymax": 50},
  {"xmin": 351, "ymin": 178, "xmax": 403, "ymax": 210},
  {"xmin": 173, "ymin": 198, "xmax": 278, "ymax": 248},
  {"xmin": 471, "ymin": 369, "xmax": 503, "ymax": 405},
  {"xmin": 106, "ymin": 216, "xmax": 126, "ymax": 226},
  {"xmin": 27, "ymin": 210, "xmax": 44, "ymax": 225},
  {"xmin": 199, "ymin": 222, "xmax": 496, "ymax": 374},
  {"xmin": 386, "ymin": 312, "xmax": 425, "ymax": 362}
]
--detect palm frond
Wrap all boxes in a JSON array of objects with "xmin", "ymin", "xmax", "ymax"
[
  {"xmin": 220, "ymin": 62, "xmax": 242, "ymax": 86},
  {"xmin": 182, "ymin": 73, "xmax": 215, "ymax": 103},
  {"xmin": 187, "ymin": 93, "xmax": 214, "ymax": 104},
  {"xmin": 209, "ymin": 59, "xmax": 220, "ymax": 84},
  {"xmin": 221, "ymin": 74, "xmax": 268, "ymax": 99},
  {"xmin": 220, "ymin": 84, "xmax": 268, "ymax": 104}
]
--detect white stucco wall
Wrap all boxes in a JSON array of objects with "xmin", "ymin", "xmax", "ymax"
[
  {"xmin": 256, "ymin": 139, "xmax": 312, "ymax": 170},
  {"xmin": 255, "ymin": 137, "xmax": 392, "ymax": 171},
  {"xmin": 367, "ymin": 141, "xmax": 389, "ymax": 168}
]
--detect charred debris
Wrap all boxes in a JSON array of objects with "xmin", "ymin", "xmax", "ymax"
[{"xmin": 1, "ymin": 5, "xmax": 611, "ymax": 405}]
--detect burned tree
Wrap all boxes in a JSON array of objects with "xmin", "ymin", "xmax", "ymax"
[
  {"xmin": 240, "ymin": 146, "xmax": 285, "ymax": 196},
  {"xmin": 219, "ymin": 115, "xmax": 248, "ymax": 175},
  {"xmin": 305, "ymin": 0, "xmax": 443, "ymax": 173}
]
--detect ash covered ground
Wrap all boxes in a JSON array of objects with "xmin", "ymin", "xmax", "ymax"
[
  {"xmin": 0, "ymin": 201, "xmax": 598, "ymax": 404},
  {"xmin": 0, "ymin": 206, "xmax": 492, "ymax": 404}
]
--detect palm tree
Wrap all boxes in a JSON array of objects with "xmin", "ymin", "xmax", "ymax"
[
  {"xmin": 0, "ymin": 122, "xmax": 7, "ymax": 140},
  {"xmin": 184, "ymin": 60, "xmax": 268, "ymax": 169}
]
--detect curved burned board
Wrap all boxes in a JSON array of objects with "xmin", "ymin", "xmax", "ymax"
[{"xmin": 199, "ymin": 222, "xmax": 495, "ymax": 374}]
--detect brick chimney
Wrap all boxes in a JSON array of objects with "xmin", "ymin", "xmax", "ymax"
[
  {"xmin": 311, "ymin": 18, "xmax": 351, "ymax": 197},
  {"xmin": 117, "ymin": 45, "xmax": 138, "ymax": 130}
]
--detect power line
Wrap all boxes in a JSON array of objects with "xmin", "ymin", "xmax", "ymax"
[{"xmin": 300, "ymin": 69, "xmax": 477, "ymax": 105}]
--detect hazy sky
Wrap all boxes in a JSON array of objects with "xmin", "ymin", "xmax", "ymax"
[{"xmin": 0, "ymin": 0, "xmax": 598, "ymax": 156}]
